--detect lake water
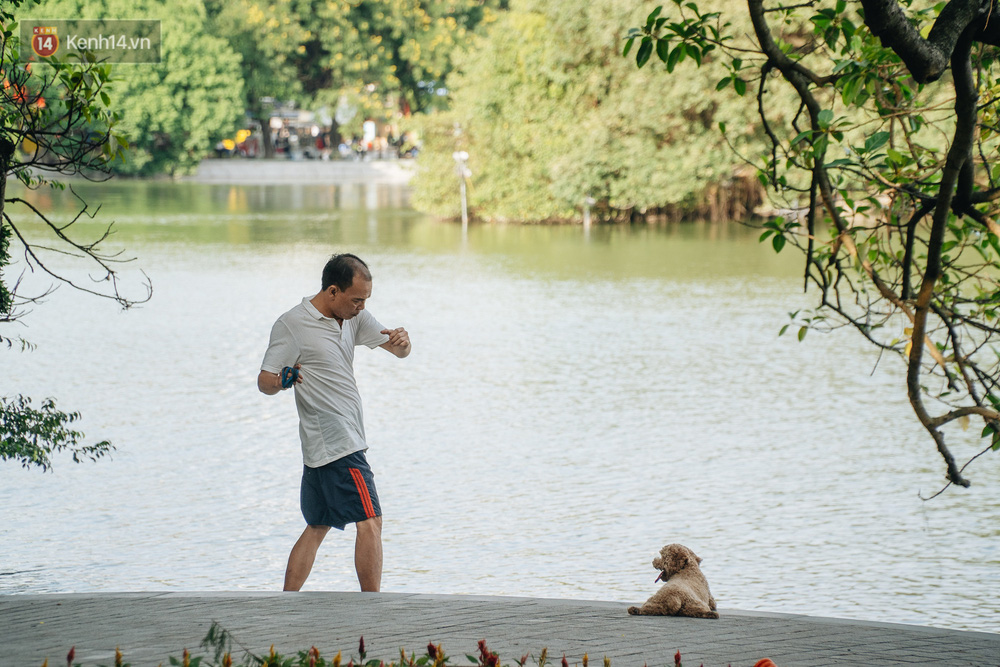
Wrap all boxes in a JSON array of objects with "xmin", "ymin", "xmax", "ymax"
[{"xmin": 1, "ymin": 181, "xmax": 998, "ymax": 633}]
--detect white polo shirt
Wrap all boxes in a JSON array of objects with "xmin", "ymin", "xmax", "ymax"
[{"xmin": 261, "ymin": 297, "xmax": 390, "ymax": 467}]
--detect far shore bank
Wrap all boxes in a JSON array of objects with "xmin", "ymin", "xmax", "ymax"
[{"xmin": 182, "ymin": 157, "xmax": 416, "ymax": 185}]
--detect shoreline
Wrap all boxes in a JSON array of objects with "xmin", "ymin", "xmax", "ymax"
[{"xmin": 181, "ymin": 157, "xmax": 416, "ymax": 185}]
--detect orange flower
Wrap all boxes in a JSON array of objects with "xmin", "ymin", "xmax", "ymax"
[{"xmin": 753, "ymin": 660, "xmax": 778, "ymax": 667}]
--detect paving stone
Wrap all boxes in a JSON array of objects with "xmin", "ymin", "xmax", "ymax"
[{"xmin": 0, "ymin": 593, "xmax": 997, "ymax": 667}]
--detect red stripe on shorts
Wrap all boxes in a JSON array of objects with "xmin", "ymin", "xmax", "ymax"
[{"xmin": 349, "ymin": 467, "xmax": 376, "ymax": 519}]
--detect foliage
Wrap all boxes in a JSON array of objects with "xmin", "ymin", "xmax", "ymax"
[
  {"xmin": 44, "ymin": 625, "xmax": 764, "ymax": 667},
  {"xmin": 1, "ymin": 0, "xmax": 149, "ymax": 340},
  {"xmin": 292, "ymin": 0, "xmax": 504, "ymax": 119},
  {"xmin": 26, "ymin": 0, "xmax": 245, "ymax": 176},
  {"xmin": 411, "ymin": 0, "xmax": 769, "ymax": 223},
  {"xmin": 627, "ymin": 0, "xmax": 1000, "ymax": 491},
  {"xmin": 39, "ymin": 0, "xmax": 505, "ymax": 165},
  {"xmin": 0, "ymin": 395, "xmax": 113, "ymax": 470},
  {"xmin": 204, "ymin": 0, "xmax": 306, "ymax": 158},
  {"xmin": 1, "ymin": 0, "xmax": 147, "ymax": 469}
]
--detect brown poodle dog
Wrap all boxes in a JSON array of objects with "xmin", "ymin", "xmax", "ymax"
[{"xmin": 627, "ymin": 544, "xmax": 719, "ymax": 619}]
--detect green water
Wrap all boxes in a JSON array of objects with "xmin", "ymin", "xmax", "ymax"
[{"xmin": 3, "ymin": 179, "xmax": 997, "ymax": 633}]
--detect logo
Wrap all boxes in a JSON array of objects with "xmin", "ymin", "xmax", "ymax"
[
  {"xmin": 31, "ymin": 26, "xmax": 59, "ymax": 58},
  {"xmin": 21, "ymin": 20, "xmax": 160, "ymax": 64}
]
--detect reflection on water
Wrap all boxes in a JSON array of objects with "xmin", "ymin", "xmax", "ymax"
[{"xmin": 2, "ymin": 182, "xmax": 998, "ymax": 633}]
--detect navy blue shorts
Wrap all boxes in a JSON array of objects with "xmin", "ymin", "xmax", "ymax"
[{"xmin": 300, "ymin": 450, "xmax": 381, "ymax": 530}]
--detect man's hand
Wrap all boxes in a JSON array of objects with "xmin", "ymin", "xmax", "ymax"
[
  {"xmin": 257, "ymin": 363, "xmax": 302, "ymax": 395},
  {"xmin": 380, "ymin": 327, "xmax": 411, "ymax": 358}
]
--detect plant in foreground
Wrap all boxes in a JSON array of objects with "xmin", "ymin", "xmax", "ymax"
[{"xmin": 44, "ymin": 623, "xmax": 779, "ymax": 667}]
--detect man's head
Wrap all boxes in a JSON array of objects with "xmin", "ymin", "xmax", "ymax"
[{"xmin": 317, "ymin": 253, "xmax": 373, "ymax": 321}]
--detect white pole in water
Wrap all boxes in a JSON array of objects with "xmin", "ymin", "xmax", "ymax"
[
  {"xmin": 460, "ymin": 178, "xmax": 469, "ymax": 228},
  {"xmin": 453, "ymin": 150, "xmax": 471, "ymax": 239},
  {"xmin": 583, "ymin": 195, "xmax": 596, "ymax": 239}
]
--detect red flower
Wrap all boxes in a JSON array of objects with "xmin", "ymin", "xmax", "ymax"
[
  {"xmin": 66, "ymin": 647, "xmax": 75, "ymax": 667},
  {"xmin": 427, "ymin": 643, "xmax": 438, "ymax": 659},
  {"xmin": 674, "ymin": 651, "xmax": 682, "ymax": 667},
  {"xmin": 562, "ymin": 655, "xmax": 568, "ymax": 667},
  {"xmin": 359, "ymin": 636, "xmax": 367, "ymax": 660}
]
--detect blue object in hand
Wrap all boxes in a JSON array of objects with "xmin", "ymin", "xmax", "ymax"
[{"xmin": 281, "ymin": 366, "xmax": 299, "ymax": 389}]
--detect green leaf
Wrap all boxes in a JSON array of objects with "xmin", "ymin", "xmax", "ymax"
[
  {"xmin": 791, "ymin": 130, "xmax": 812, "ymax": 146},
  {"xmin": 656, "ymin": 37, "xmax": 670, "ymax": 62},
  {"xmin": 623, "ymin": 37, "xmax": 635, "ymax": 57},
  {"xmin": 864, "ymin": 131, "xmax": 890, "ymax": 153},
  {"xmin": 733, "ymin": 77, "xmax": 747, "ymax": 96},
  {"xmin": 646, "ymin": 6, "xmax": 663, "ymax": 27},
  {"xmin": 666, "ymin": 43, "xmax": 685, "ymax": 72},
  {"xmin": 636, "ymin": 37, "xmax": 653, "ymax": 67},
  {"xmin": 887, "ymin": 148, "xmax": 907, "ymax": 166},
  {"xmin": 841, "ymin": 76, "xmax": 861, "ymax": 106},
  {"xmin": 798, "ymin": 326, "xmax": 808, "ymax": 341},
  {"xmin": 817, "ymin": 109, "xmax": 834, "ymax": 129},
  {"xmin": 773, "ymin": 234, "xmax": 786, "ymax": 253}
]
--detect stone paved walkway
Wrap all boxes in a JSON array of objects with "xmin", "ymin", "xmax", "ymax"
[{"xmin": 2, "ymin": 593, "xmax": 998, "ymax": 667}]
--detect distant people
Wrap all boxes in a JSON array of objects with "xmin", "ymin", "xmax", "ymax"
[
  {"xmin": 362, "ymin": 119, "xmax": 376, "ymax": 148},
  {"xmin": 257, "ymin": 253, "xmax": 411, "ymax": 592}
]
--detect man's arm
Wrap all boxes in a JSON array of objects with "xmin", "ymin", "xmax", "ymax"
[
  {"xmin": 258, "ymin": 364, "xmax": 301, "ymax": 395},
  {"xmin": 379, "ymin": 327, "xmax": 411, "ymax": 358}
]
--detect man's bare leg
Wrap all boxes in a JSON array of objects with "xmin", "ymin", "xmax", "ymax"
[
  {"xmin": 284, "ymin": 525, "xmax": 331, "ymax": 591},
  {"xmin": 355, "ymin": 516, "xmax": 383, "ymax": 592}
]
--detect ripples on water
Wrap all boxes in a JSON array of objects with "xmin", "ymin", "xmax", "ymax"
[{"xmin": 1, "ymin": 182, "xmax": 998, "ymax": 633}]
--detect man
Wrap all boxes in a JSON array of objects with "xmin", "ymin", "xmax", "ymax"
[{"xmin": 258, "ymin": 253, "xmax": 410, "ymax": 592}]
